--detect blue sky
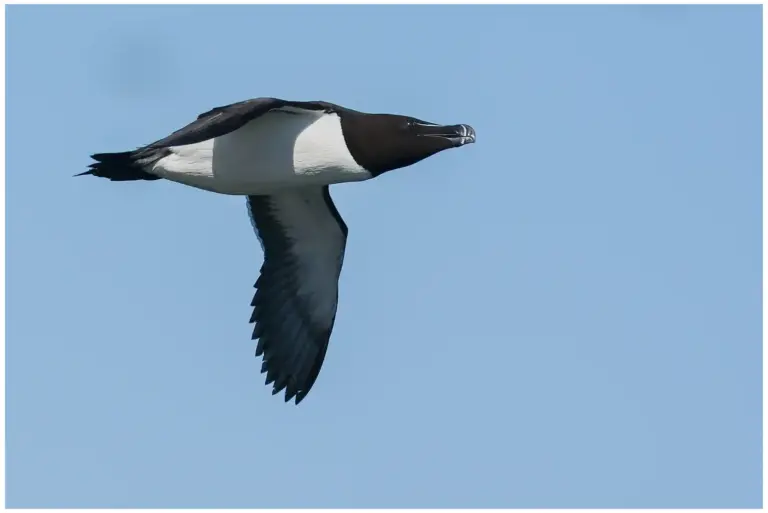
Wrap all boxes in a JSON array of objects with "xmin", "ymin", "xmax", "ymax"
[{"xmin": 6, "ymin": 4, "xmax": 762, "ymax": 508}]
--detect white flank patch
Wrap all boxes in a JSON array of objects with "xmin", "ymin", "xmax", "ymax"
[{"xmin": 150, "ymin": 109, "xmax": 371, "ymax": 195}]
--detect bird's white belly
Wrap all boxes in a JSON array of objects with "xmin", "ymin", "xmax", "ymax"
[{"xmin": 150, "ymin": 111, "xmax": 372, "ymax": 195}]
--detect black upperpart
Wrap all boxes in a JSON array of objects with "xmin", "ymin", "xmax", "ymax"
[{"xmin": 338, "ymin": 112, "xmax": 476, "ymax": 176}]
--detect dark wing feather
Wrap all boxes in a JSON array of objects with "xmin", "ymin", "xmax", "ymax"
[
  {"xmin": 247, "ymin": 187, "xmax": 348, "ymax": 404},
  {"xmin": 146, "ymin": 98, "xmax": 338, "ymax": 149}
]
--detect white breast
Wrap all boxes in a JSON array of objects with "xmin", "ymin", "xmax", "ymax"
[{"xmin": 150, "ymin": 110, "xmax": 372, "ymax": 195}]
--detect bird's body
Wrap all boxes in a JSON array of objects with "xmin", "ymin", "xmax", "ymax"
[
  {"xmin": 80, "ymin": 97, "xmax": 475, "ymax": 404},
  {"xmin": 149, "ymin": 107, "xmax": 371, "ymax": 195}
]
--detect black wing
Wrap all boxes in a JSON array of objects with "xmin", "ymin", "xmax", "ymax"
[
  {"xmin": 247, "ymin": 186, "xmax": 349, "ymax": 404},
  {"xmin": 146, "ymin": 98, "xmax": 339, "ymax": 149}
]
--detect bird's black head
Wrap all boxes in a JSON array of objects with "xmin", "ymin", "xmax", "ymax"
[{"xmin": 339, "ymin": 112, "xmax": 476, "ymax": 177}]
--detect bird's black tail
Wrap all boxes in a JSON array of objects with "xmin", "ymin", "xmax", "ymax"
[{"xmin": 77, "ymin": 149, "xmax": 166, "ymax": 181}]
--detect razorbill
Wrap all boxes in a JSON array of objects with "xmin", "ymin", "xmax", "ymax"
[{"xmin": 79, "ymin": 97, "xmax": 476, "ymax": 404}]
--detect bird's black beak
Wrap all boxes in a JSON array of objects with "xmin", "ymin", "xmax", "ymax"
[{"xmin": 416, "ymin": 123, "xmax": 476, "ymax": 147}]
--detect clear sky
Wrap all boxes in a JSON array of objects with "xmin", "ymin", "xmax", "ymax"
[{"xmin": 6, "ymin": 4, "xmax": 762, "ymax": 508}]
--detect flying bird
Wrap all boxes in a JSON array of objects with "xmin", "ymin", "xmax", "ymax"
[{"xmin": 79, "ymin": 97, "xmax": 476, "ymax": 404}]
